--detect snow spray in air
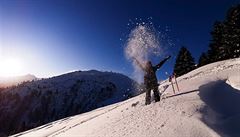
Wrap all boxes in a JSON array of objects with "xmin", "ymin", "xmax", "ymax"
[{"xmin": 124, "ymin": 22, "xmax": 163, "ymax": 82}]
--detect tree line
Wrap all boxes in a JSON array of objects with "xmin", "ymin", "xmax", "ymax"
[{"xmin": 174, "ymin": 4, "xmax": 240, "ymax": 77}]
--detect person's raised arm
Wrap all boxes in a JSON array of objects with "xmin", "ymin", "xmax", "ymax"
[
  {"xmin": 154, "ymin": 55, "xmax": 171, "ymax": 70},
  {"xmin": 132, "ymin": 57, "xmax": 145, "ymax": 71}
]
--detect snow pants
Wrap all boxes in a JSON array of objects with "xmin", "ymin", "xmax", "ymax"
[{"xmin": 145, "ymin": 85, "xmax": 160, "ymax": 105}]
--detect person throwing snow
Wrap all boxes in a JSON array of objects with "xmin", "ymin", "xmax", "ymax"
[{"xmin": 134, "ymin": 55, "xmax": 171, "ymax": 105}]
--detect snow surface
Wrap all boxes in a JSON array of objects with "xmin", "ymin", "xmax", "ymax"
[{"xmin": 12, "ymin": 58, "xmax": 240, "ymax": 137}]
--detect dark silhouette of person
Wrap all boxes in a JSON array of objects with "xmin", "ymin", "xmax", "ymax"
[{"xmin": 134, "ymin": 55, "xmax": 171, "ymax": 105}]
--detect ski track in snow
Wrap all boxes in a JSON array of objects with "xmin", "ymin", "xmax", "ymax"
[
  {"xmin": 49, "ymin": 99, "xmax": 136, "ymax": 137},
  {"xmin": 13, "ymin": 97, "xmax": 138, "ymax": 137}
]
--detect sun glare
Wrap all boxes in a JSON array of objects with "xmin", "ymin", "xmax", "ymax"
[{"xmin": 0, "ymin": 58, "xmax": 24, "ymax": 77}]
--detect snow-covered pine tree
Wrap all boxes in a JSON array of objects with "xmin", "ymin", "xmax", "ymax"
[
  {"xmin": 198, "ymin": 52, "xmax": 209, "ymax": 67},
  {"xmin": 174, "ymin": 46, "xmax": 196, "ymax": 77}
]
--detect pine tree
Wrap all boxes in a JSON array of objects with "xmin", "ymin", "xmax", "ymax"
[
  {"xmin": 198, "ymin": 52, "xmax": 209, "ymax": 67},
  {"xmin": 174, "ymin": 47, "xmax": 196, "ymax": 77},
  {"xmin": 224, "ymin": 4, "xmax": 240, "ymax": 58},
  {"xmin": 207, "ymin": 4, "xmax": 240, "ymax": 63},
  {"xmin": 207, "ymin": 21, "xmax": 225, "ymax": 62}
]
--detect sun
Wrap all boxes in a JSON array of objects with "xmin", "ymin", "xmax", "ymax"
[{"xmin": 0, "ymin": 58, "xmax": 24, "ymax": 77}]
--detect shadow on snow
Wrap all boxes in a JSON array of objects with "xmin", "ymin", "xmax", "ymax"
[
  {"xmin": 199, "ymin": 80, "xmax": 240, "ymax": 137},
  {"xmin": 164, "ymin": 89, "xmax": 199, "ymax": 99}
]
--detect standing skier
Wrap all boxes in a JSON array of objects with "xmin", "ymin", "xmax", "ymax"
[{"xmin": 134, "ymin": 56, "xmax": 171, "ymax": 105}]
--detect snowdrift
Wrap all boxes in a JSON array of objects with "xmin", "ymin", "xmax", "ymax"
[{"xmin": 12, "ymin": 58, "xmax": 240, "ymax": 137}]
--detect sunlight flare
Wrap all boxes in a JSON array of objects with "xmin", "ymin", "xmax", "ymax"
[{"xmin": 0, "ymin": 57, "xmax": 24, "ymax": 77}]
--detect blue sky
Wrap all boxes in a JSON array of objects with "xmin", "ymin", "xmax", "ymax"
[{"xmin": 0, "ymin": 0, "xmax": 239, "ymax": 80}]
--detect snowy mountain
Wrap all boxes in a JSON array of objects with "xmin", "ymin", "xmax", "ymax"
[
  {"xmin": 11, "ymin": 58, "xmax": 240, "ymax": 137},
  {"xmin": 0, "ymin": 74, "xmax": 37, "ymax": 88},
  {"xmin": 0, "ymin": 70, "xmax": 138, "ymax": 136}
]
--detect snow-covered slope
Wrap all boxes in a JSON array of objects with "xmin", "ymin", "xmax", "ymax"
[
  {"xmin": 0, "ymin": 70, "xmax": 138, "ymax": 136},
  {"xmin": 12, "ymin": 58, "xmax": 240, "ymax": 137}
]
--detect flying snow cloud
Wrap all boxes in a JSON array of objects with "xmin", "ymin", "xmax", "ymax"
[{"xmin": 125, "ymin": 23, "xmax": 164, "ymax": 82}]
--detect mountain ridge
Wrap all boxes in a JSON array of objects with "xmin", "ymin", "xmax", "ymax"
[
  {"xmin": 0, "ymin": 74, "xmax": 37, "ymax": 88},
  {"xmin": 0, "ymin": 70, "xmax": 139, "ymax": 136}
]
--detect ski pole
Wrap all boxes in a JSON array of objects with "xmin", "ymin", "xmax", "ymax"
[
  {"xmin": 169, "ymin": 76, "xmax": 175, "ymax": 94},
  {"xmin": 174, "ymin": 75, "xmax": 180, "ymax": 92}
]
